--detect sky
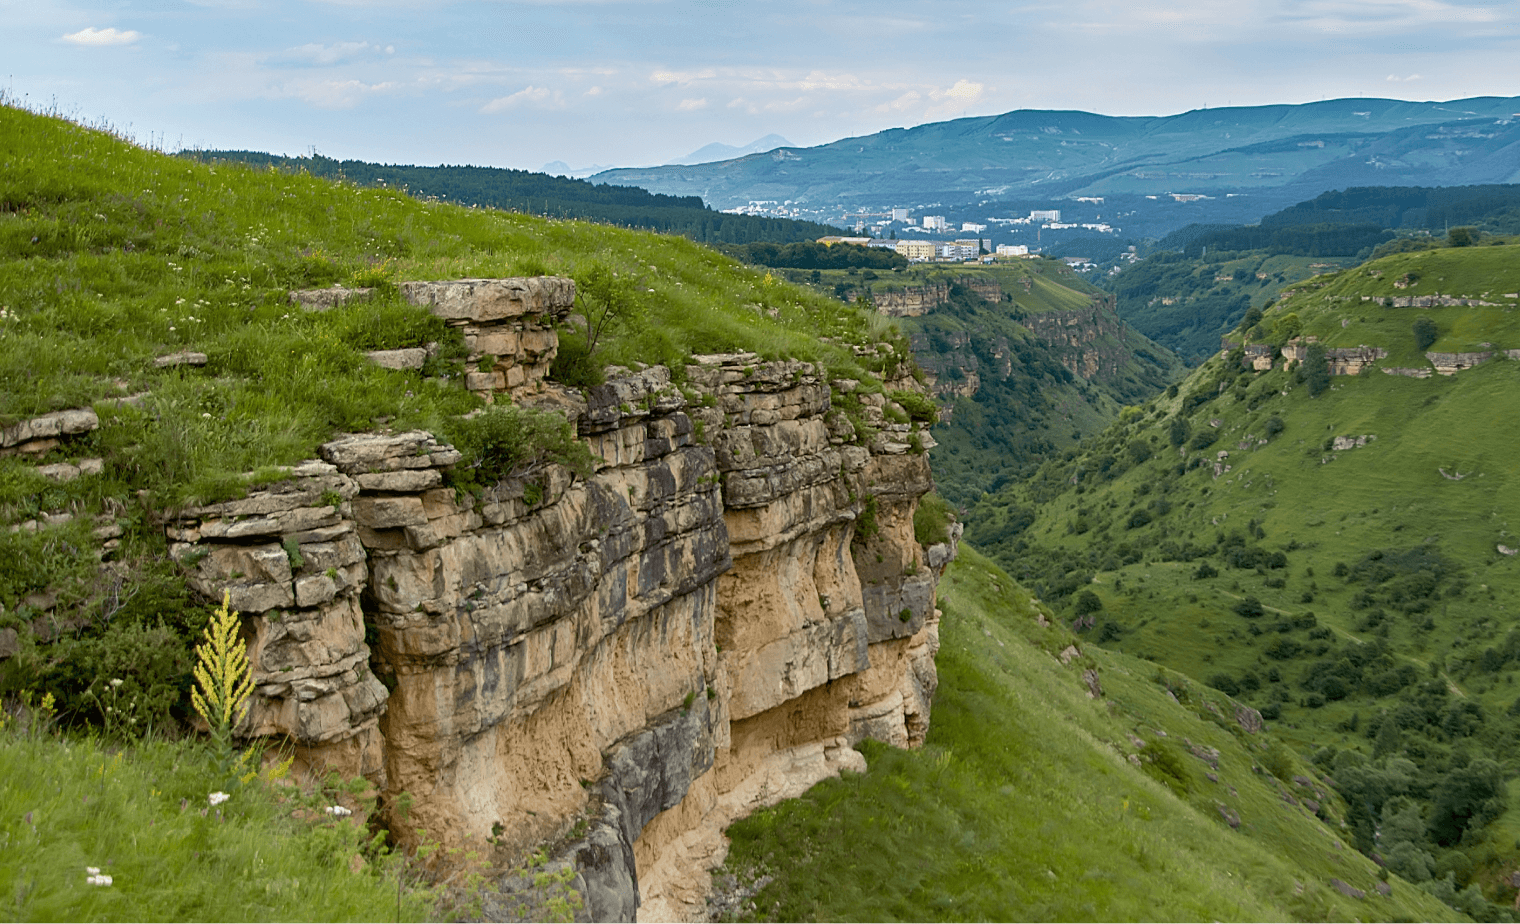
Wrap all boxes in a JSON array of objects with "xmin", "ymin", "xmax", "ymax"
[{"xmin": 4, "ymin": 0, "xmax": 1519, "ymax": 173}]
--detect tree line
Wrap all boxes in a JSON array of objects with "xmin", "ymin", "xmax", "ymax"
[{"xmin": 180, "ymin": 151, "xmax": 841, "ymax": 245}]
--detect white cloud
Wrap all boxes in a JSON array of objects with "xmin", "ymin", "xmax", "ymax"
[
  {"xmin": 586, "ymin": 85, "xmax": 604, "ymax": 96},
  {"xmin": 1387, "ymin": 73, "xmax": 1424, "ymax": 81},
  {"xmin": 676, "ymin": 97, "xmax": 707, "ymax": 111},
  {"xmin": 279, "ymin": 41, "xmax": 376, "ymax": 65},
  {"xmin": 282, "ymin": 78, "xmax": 398, "ymax": 109},
  {"xmin": 481, "ymin": 85, "xmax": 563, "ymax": 113},
  {"xmin": 62, "ymin": 27, "xmax": 141, "ymax": 46}
]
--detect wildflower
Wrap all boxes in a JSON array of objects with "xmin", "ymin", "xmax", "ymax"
[
  {"xmin": 109, "ymin": 678, "xmax": 123, "ymax": 689},
  {"xmin": 324, "ymin": 805, "xmax": 353, "ymax": 817},
  {"xmin": 208, "ymin": 791, "xmax": 230, "ymax": 807},
  {"xmin": 86, "ymin": 868, "xmax": 113, "ymax": 886}
]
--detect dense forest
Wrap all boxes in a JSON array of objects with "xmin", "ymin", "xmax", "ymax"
[
  {"xmin": 715, "ymin": 241, "xmax": 908, "ymax": 270},
  {"xmin": 181, "ymin": 151, "xmax": 842, "ymax": 244}
]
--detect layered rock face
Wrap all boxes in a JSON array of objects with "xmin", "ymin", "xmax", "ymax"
[
  {"xmin": 165, "ymin": 278, "xmax": 955, "ymax": 921},
  {"xmin": 874, "ymin": 276, "xmax": 1002, "ymax": 318},
  {"xmin": 1020, "ymin": 294, "xmax": 1132, "ymax": 381}
]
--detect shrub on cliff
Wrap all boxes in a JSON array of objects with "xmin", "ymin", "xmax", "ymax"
[
  {"xmin": 443, "ymin": 404, "xmax": 595, "ymax": 492},
  {"xmin": 913, "ymin": 492, "xmax": 955, "ymax": 547}
]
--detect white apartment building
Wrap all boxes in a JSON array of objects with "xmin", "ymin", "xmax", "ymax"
[
  {"xmin": 921, "ymin": 215, "xmax": 948, "ymax": 231},
  {"xmin": 961, "ymin": 222, "xmax": 987, "ymax": 233},
  {"xmin": 1029, "ymin": 209, "xmax": 1061, "ymax": 222},
  {"xmin": 891, "ymin": 207, "xmax": 909, "ymax": 222},
  {"xmin": 996, "ymin": 244, "xmax": 1030, "ymax": 256}
]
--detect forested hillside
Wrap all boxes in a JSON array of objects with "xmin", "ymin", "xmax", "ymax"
[
  {"xmin": 968, "ymin": 238, "xmax": 1520, "ymax": 919},
  {"xmin": 1105, "ymin": 184, "xmax": 1520, "ymax": 362}
]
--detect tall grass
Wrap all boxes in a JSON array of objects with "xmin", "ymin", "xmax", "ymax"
[{"xmin": 0, "ymin": 718, "xmax": 432, "ymax": 921}]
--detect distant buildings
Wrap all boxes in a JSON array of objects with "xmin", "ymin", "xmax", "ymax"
[
  {"xmin": 996, "ymin": 244, "xmax": 1030, "ymax": 257},
  {"xmin": 1029, "ymin": 209, "xmax": 1061, "ymax": 222},
  {"xmin": 960, "ymin": 222, "xmax": 987, "ymax": 233},
  {"xmin": 891, "ymin": 207, "xmax": 909, "ymax": 222},
  {"xmin": 921, "ymin": 215, "xmax": 947, "ymax": 231},
  {"xmin": 894, "ymin": 240, "xmax": 938, "ymax": 261}
]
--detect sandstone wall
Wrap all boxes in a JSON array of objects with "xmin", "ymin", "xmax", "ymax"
[
  {"xmin": 165, "ymin": 278, "xmax": 956, "ymax": 922},
  {"xmin": 873, "ymin": 276, "xmax": 1002, "ymax": 318}
]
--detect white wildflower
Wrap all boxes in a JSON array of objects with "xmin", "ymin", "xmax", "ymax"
[
  {"xmin": 324, "ymin": 805, "xmax": 352, "ymax": 817},
  {"xmin": 85, "ymin": 867, "xmax": 113, "ymax": 886},
  {"xmin": 109, "ymin": 678, "xmax": 123, "ymax": 688},
  {"xmin": 208, "ymin": 791, "xmax": 230, "ymax": 807}
]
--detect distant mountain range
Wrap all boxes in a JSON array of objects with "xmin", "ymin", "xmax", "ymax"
[
  {"xmin": 672, "ymin": 134, "xmax": 793, "ymax": 166},
  {"xmin": 593, "ymin": 97, "xmax": 1520, "ymax": 226}
]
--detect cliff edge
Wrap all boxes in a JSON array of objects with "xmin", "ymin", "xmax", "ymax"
[{"xmin": 162, "ymin": 277, "xmax": 957, "ymax": 921}]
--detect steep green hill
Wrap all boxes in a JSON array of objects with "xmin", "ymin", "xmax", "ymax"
[
  {"xmin": 1106, "ymin": 185, "xmax": 1520, "ymax": 363},
  {"xmin": 717, "ymin": 547, "xmax": 1461, "ymax": 922},
  {"xmin": 1108, "ymin": 249, "xmax": 1364, "ymax": 363},
  {"xmin": 968, "ymin": 241, "xmax": 1520, "ymax": 916}
]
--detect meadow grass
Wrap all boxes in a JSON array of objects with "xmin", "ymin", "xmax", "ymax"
[
  {"xmin": 0, "ymin": 102, "xmax": 894, "ymax": 503},
  {"xmin": 0, "ymin": 718, "xmax": 435, "ymax": 921},
  {"xmin": 719, "ymin": 547, "xmax": 1456, "ymax": 922}
]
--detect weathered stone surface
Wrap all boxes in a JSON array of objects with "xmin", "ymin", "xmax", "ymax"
[
  {"xmin": 289, "ymin": 286, "xmax": 374, "ymax": 311},
  {"xmin": 321, "ymin": 431, "xmax": 459, "ymax": 473},
  {"xmin": 400, "ymin": 277, "xmax": 575, "ymax": 323},
  {"xmin": 348, "ymin": 474, "xmax": 437, "ymax": 495},
  {"xmin": 365, "ymin": 348, "xmax": 428, "ymax": 370},
  {"xmin": 153, "ymin": 350, "xmax": 208, "ymax": 368},
  {"xmin": 351, "ymin": 496, "xmax": 428, "ymax": 529},
  {"xmin": 1, "ymin": 408, "xmax": 99, "ymax": 450}
]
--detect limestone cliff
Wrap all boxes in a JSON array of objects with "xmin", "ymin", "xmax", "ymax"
[{"xmin": 164, "ymin": 277, "xmax": 956, "ymax": 922}]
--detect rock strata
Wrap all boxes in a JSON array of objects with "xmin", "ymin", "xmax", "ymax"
[{"xmin": 161, "ymin": 278, "xmax": 954, "ymax": 922}]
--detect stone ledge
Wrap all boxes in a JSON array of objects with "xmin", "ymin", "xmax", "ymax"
[
  {"xmin": 400, "ymin": 277, "xmax": 575, "ymax": 323},
  {"xmin": 288, "ymin": 286, "xmax": 375, "ymax": 311}
]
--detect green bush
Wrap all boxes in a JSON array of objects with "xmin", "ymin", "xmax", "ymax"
[
  {"xmin": 913, "ymin": 493, "xmax": 955, "ymax": 547},
  {"xmin": 443, "ymin": 404, "xmax": 596, "ymax": 491},
  {"xmin": 1413, "ymin": 316, "xmax": 1439, "ymax": 351},
  {"xmin": 888, "ymin": 389, "xmax": 939, "ymax": 425}
]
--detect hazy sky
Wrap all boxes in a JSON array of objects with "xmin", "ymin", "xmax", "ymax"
[{"xmin": 6, "ymin": 0, "xmax": 1518, "ymax": 172}]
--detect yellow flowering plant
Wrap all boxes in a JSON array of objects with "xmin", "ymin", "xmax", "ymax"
[{"xmin": 190, "ymin": 591, "xmax": 255, "ymax": 750}]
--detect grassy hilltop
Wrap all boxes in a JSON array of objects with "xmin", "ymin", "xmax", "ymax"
[{"xmin": 971, "ymin": 239, "xmax": 1520, "ymax": 915}]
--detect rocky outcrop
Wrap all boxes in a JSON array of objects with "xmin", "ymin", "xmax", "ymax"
[
  {"xmin": 873, "ymin": 277, "xmax": 1002, "ymax": 317},
  {"xmin": 1427, "ymin": 350, "xmax": 1493, "ymax": 375},
  {"xmin": 1021, "ymin": 294, "xmax": 1130, "ymax": 381},
  {"xmin": 162, "ymin": 278, "xmax": 954, "ymax": 922},
  {"xmin": 400, "ymin": 276, "xmax": 574, "ymax": 401},
  {"xmin": 1, "ymin": 407, "xmax": 98, "ymax": 456}
]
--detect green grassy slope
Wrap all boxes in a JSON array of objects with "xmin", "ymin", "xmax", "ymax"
[
  {"xmin": 0, "ymin": 99, "xmax": 902, "ymax": 621},
  {"xmin": 0, "ymin": 724, "xmax": 437, "ymax": 921},
  {"xmin": 718, "ymin": 547, "xmax": 1458, "ymax": 922},
  {"xmin": 968, "ymin": 242, "xmax": 1520, "ymax": 915}
]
